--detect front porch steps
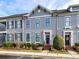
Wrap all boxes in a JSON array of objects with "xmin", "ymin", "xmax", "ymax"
[
  {"xmin": 65, "ymin": 46, "xmax": 73, "ymax": 50},
  {"xmin": 43, "ymin": 44, "xmax": 51, "ymax": 50}
]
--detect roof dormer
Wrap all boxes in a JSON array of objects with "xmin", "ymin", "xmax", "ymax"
[{"xmin": 68, "ymin": 4, "xmax": 79, "ymax": 12}]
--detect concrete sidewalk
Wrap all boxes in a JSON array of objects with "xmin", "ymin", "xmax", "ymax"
[{"xmin": 0, "ymin": 51, "xmax": 79, "ymax": 58}]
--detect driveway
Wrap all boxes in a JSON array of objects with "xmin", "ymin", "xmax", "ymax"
[{"xmin": 0, "ymin": 55, "xmax": 78, "ymax": 59}]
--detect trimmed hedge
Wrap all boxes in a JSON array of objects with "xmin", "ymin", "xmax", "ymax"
[
  {"xmin": 53, "ymin": 35, "xmax": 64, "ymax": 50},
  {"xmin": 73, "ymin": 43, "xmax": 79, "ymax": 52},
  {"xmin": 3, "ymin": 41, "xmax": 13, "ymax": 48}
]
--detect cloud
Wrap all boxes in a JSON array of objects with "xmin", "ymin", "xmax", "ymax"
[
  {"xmin": 57, "ymin": 0, "xmax": 79, "ymax": 10},
  {"xmin": 0, "ymin": 0, "xmax": 79, "ymax": 16}
]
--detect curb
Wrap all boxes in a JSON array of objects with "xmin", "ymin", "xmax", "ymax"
[{"xmin": 0, "ymin": 51, "xmax": 79, "ymax": 58}]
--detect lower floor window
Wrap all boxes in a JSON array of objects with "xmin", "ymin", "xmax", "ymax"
[
  {"xmin": 35, "ymin": 33, "xmax": 40, "ymax": 43},
  {"xmin": 7, "ymin": 34, "xmax": 14, "ymax": 41},
  {"xmin": 77, "ymin": 32, "xmax": 79, "ymax": 43},
  {"xmin": 26, "ymin": 33, "xmax": 30, "ymax": 42},
  {"xmin": 15, "ymin": 33, "xmax": 22, "ymax": 41}
]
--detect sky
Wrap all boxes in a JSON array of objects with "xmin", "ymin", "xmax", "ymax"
[{"xmin": 0, "ymin": 0, "xmax": 79, "ymax": 17}]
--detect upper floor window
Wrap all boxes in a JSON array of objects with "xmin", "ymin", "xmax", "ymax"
[
  {"xmin": 15, "ymin": 20, "xmax": 22, "ymax": 28},
  {"xmin": 77, "ymin": 15, "xmax": 79, "ymax": 26},
  {"xmin": 7, "ymin": 21, "xmax": 14, "ymax": 29},
  {"xmin": 36, "ymin": 19, "xmax": 40, "ymax": 28},
  {"xmin": 26, "ymin": 20, "xmax": 31, "ymax": 28},
  {"xmin": 45, "ymin": 17, "xmax": 50, "ymax": 27},
  {"xmin": 65, "ymin": 16, "xmax": 71, "ymax": 28},
  {"xmin": 35, "ymin": 33, "xmax": 41, "ymax": 43},
  {"xmin": 26, "ymin": 33, "xmax": 30, "ymax": 43}
]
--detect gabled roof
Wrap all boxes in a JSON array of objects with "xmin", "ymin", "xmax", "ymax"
[{"xmin": 27, "ymin": 5, "xmax": 52, "ymax": 16}]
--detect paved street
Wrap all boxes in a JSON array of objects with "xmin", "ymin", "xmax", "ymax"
[{"xmin": 0, "ymin": 55, "xmax": 78, "ymax": 59}]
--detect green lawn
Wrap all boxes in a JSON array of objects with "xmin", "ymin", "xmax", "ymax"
[{"xmin": 0, "ymin": 48, "xmax": 42, "ymax": 52}]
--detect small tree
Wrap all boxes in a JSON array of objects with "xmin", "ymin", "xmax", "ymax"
[{"xmin": 53, "ymin": 35, "xmax": 64, "ymax": 50}]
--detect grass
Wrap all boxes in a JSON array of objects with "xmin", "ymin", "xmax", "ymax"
[
  {"xmin": 0, "ymin": 48, "xmax": 42, "ymax": 52},
  {"xmin": 49, "ymin": 48, "xmax": 69, "ymax": 54}
]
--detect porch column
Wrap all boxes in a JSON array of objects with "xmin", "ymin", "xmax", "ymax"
[{"xmin": 6, "ymin": 20, "xmax": 7, "ymax": 42}]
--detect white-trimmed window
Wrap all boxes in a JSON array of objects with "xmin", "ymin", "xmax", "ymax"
[
  {"xmin": 35, "ymin": 33, "xmax": 41, "ymax": 43},
  {"xmin": 77, "ymin": 15, "xmax": 79, "ymax": 27},
  {"xmin": 65, "ymin": 16, "xmax": 71, "ymax": 28},
  {"xmin": 26, "ymin": 20, "xmax": 31, "ymax": 28},
  {"xmin": 15, "ymin": 20, "xmax": 22, "ymax": 28},
  {"xmin": 36, "ymin": 19, "xmax": 40, "ymax": 28},
  {"xmin": 7, "ymin": 21, "xmax": 14, "ymax": 29},
  {"xmin": 45, "ymin": 17, "xmax": 50, "ymax": 27},
  {"xmin": 26, "ymin": 33, "xmax": 30, "ymax": 43},
  {"xmin": 77, "ymin": 32, "xmax": 79, "ymax": 43},
  {"xmin": 15, "ymin": 33, "xmax": 22, "ymax": 41},
  {"xmin": 7, "ymin": 34, "xmax": 14, "ymax": 41}
]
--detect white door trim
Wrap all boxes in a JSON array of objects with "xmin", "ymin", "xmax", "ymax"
[
  {"xmin": 44, "ymin": 30, "xmax": 52, "ymax": 44},
  {"xmin": 63, "ymin": 30, "xmax": 74, "ymax": 47}
]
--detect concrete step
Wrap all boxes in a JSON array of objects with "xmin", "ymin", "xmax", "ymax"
[{"xmin": 43, "ymin": 44, "xmax": 51, "ymax": 50}]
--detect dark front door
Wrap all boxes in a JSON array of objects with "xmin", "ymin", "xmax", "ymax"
[
  {"xmin": 65, "ymin": 32, "xmax": 71, "ymax": 46},
  {"xmin": 45, "ymin": 32, "xmax": 50, "ymax": 44}
]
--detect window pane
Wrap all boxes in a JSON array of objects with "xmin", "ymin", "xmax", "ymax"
[
  {"xmin": 78, "ymin": 32, "xmax": 79, "ymax": 43},
  {"xmin": 7, "ymin": 34, "xmax": 14, "ymax": 41},
  {"xmin": 26, "ymin": 20, "xmax": 30, "ymax": 28},
  {"xmin": 15, "ymin": 20, "xmax": 22, "ymax": 28},
  {"xmin": 8, "ymin": 21, "xmax": 14, "ymax": 29},
  {"xmin": 36, "ymin": 33, "xmax": 40, "ymax": 42},
  {"xmin": 36, "ymin": 20, "xmax": 40, "ymax": 28},
  {"xmin": 45, "ymin": 18, "xmax": 50, "ymax": 27},
  {"xmin": 26, "ymin": 33, "xmax": 30, "ymax": 42},
  {"xmin": 77, "ymin": 16, "xmax": 79, "ymax": 25},
  {"xmin": 65, "ymin": 17, "xmax": 71, "ymax": 27},
  {"xmin": 15, "ymin": 33, "xmax": 22, "ymax": 41}
]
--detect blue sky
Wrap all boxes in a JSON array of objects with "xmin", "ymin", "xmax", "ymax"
[{"xmin": 0, "ymin": 0, "xmax": 79, "ymax": 16}]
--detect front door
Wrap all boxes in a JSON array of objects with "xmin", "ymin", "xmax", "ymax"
[
  {"xmin": 45, "ymin": 32, "xmax": 50, "ymax": 44},
  {"xmin": 65, "ymin": 32, "xmax": 71, "ymax": 46}
]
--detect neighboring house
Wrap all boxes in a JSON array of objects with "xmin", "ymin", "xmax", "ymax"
[{"xmin": 0, "ymin": 4, "xmax": 79, "ymax": 48}]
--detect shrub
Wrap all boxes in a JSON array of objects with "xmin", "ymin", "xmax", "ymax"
[
  {"xmin": 75, "ymin": 43, "xmax": 79, "ymax": 46},
  {"xmin": 26, "ymin": 43, "xmax": 31, "ymax": 49},
  {"xmin": 3, "ymin": 41, "xmax": 13, "ymax": 48},
  {"xmin": 24, "ymin": 43, "xmax": 27, "ymax": 48},
  {"xmin": 20, "ymin": 43, "xmax": 24, "ymax": 48},
  {"xmin": 53, "ymin": 35, "xmax": 64, "ymax": 50},
  {"xmin": 12, "ymin": 43, "xmax": 16, "ymax": 48},
  {"xmin": 35, "ymin": 43, "xmax": 43, "ymax": 47},
  {"xmin": 73, "ymin": 43, "xmax": 79, "ymax": 52},
  {"xmin": 31, "ymin": 43, "xmax": 36, "ymax": 50}
]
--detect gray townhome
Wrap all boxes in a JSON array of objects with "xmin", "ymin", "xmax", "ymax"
[{"xmin": 0, "ymin": 4, "xmax": 79, "ymax": 48}]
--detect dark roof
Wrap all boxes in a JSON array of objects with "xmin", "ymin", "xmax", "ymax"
[
  {"xmin": 0, "ymin": 13, "xmax": 28, "ymax": 19},
  {"xmin": 68, "ymin": 4, "xmax": 79, "ymax": 8},
  {"xmin": 52, "ymin": 9, "xmax": 69, "ymax": 13}
]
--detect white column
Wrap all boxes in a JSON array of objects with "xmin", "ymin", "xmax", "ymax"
[
  {"xmin": 14, "ymin": 20, "xmax": 15, "ymax": 42},
  {"xmin": 6, "ymin": 20, "xmax": 7, "ymax": 42},
  {"xmin": 22, "ymin": 19, "xmax": 25, "ymax": 43}
]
